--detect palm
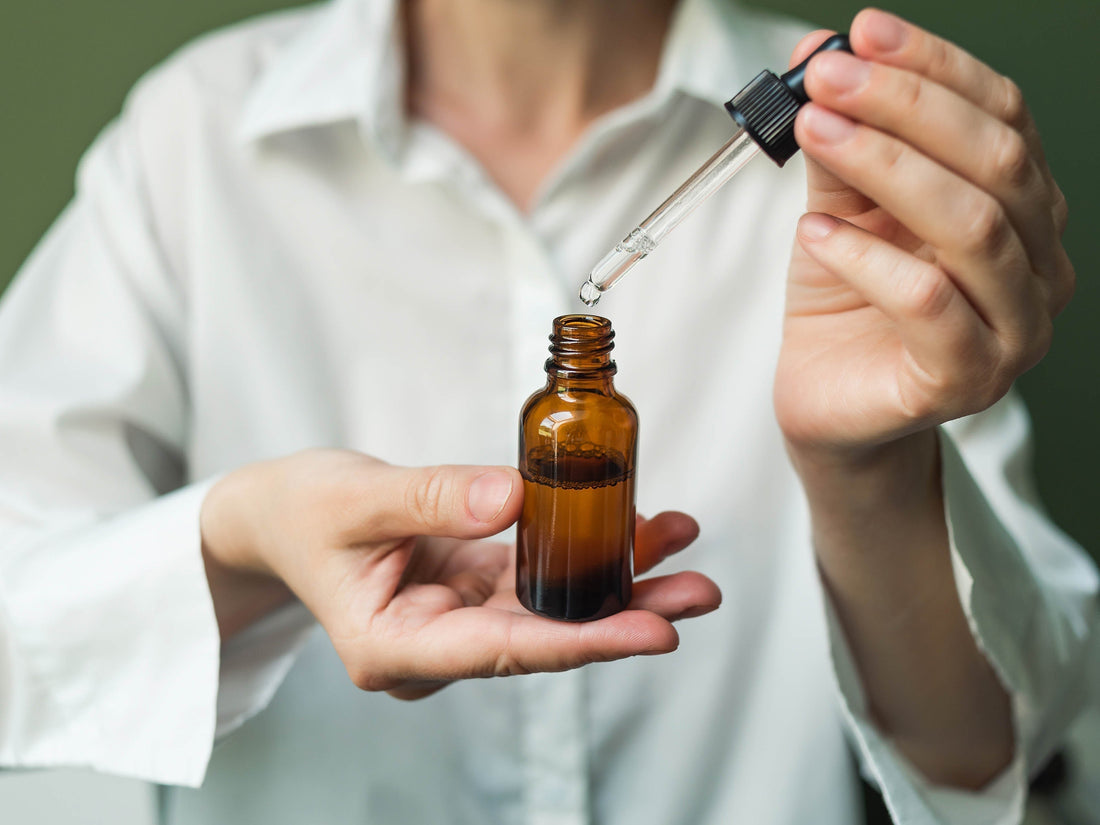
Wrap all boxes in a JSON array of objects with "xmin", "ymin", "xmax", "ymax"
[
  {"xmin": 776, "ymin": 192, "xmax": 940, "ymax": 449},
  {"xmin": 322, "ymin": 515, "xmax": 718, "ymax": 700}
]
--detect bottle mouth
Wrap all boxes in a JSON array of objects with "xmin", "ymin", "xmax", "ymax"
[
  {"xmin": 553, "ymin": 314, "xmax": 612, "ymax": 334},
  {"xmin": 547, "ymin": 314, "xmax": 616, "ymax": 375}
]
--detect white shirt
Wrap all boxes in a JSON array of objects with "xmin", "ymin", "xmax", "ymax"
[{"xmin": 1, "ymin": 1, "xmax": 1096, "ymax": 823}]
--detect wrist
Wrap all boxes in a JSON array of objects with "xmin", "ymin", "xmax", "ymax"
[
  {"xmin": 200, "ymin": 467, "xmax": 294, "ymax": 638},
  {"xmin": 200, "ymin": 466, "xmax": 275, "ymax": 576},
  {"xmin": 787, "ymin": 429, "xmax": 943, "ymax": 542},
  {"xmin": 788, "ymin": 428, "xmax": 938, "ymax": 491}
]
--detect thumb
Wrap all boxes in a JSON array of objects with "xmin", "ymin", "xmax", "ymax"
[{"xmin": 366, "ymin": 464, "xmax": 523, "ymax": 541}]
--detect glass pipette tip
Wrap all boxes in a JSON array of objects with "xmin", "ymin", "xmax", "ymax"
[
  {"xmin": 579, "ymin": 128, "xmax": 761, "ymax": 306},
  {"xmin": 578, "ymin": 33, "xmax": 853, "ymax": 307}
]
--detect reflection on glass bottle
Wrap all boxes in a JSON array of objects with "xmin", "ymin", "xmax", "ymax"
[{"xmin": 517, "ymin": 315, "xmax": 638, "ymax": 622}]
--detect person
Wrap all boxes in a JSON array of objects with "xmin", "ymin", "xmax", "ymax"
[{"xmin": 0, "ymin": 0, "xmax": 1095, "ymax": 823}]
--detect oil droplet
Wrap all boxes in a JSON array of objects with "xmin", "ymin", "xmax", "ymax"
[{"xmin": 578, "ymin": 279, "xmax": 602, "ymax": 307}]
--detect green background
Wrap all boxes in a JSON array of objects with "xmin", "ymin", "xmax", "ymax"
[{"xmin": 1, "ymin": 1, "xmax": 1097, "ymax": 560}]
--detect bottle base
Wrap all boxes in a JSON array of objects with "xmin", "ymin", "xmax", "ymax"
[{"xmin": 517, "ymin": 578, "xmax": 630, "ymax": 623}]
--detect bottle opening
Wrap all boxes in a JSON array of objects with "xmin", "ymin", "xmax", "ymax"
[
  {"xmin": 554, "ymin": 315, "xmax": 612, "ymax": 334},
  {"xmin": 548, "ymin": 315, "xmax": 616, "ymax": 374}
]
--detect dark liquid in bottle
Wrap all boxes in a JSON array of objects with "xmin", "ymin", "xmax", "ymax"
[{"xmin": 516, "ymin": 444, "xmax": 634, "ymax": 621}]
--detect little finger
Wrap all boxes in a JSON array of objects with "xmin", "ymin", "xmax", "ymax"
[{"xmin": 634, "ymin": 511, "xmax": 701, "ymax": 574}]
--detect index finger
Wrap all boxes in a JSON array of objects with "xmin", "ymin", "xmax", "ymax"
[
  {"xmin": 848, "ymin": 9, "xmax": 1064, "ymax": 230},
  {"xmin": 849, "ymin": 10, "xmax": 1038, "ymax": 145}
]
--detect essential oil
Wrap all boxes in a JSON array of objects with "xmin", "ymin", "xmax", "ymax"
[{"xmin": 516, "ymin": 315, "xmax": 638, "ymax": 621}]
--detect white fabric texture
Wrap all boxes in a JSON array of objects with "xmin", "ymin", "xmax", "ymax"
[{"xmin": 0, "ymin": 0, "xmax": 1096, "ymax": 823}]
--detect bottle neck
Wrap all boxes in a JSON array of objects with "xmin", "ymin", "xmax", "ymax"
[{"xmin": 544, "ymin": 314, "xmax": 617, "ymax": 391}]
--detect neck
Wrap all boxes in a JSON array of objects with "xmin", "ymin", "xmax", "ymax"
[{"xmin": 404, "ymin": 0, "xmax": 677, "ymax": 209}]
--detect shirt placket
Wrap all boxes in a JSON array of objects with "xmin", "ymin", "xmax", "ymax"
[
  {"xmin": 518, "ymin": 671, "xmax": 591, "ymax": 825},
  {"xmin": 501, "ymin": 222, "xmax": 591, "ymax": 825},
  {"xmin": 503, "ymin": 225, "xmax": 568, "ymax": 409}
]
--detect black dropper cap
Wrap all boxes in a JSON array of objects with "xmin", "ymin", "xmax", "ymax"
[{"xmin": 724, "ymin": 34, "xmax": 852, "ymax": 167}]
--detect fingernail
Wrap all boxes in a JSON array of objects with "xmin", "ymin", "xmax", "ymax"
[
  {"xmin": 802, "ymin": 106, "xmax": 857, "ymax": 145},
  {"xmin": 862, "ymin": 10, "xmax": 907, "ymax": 52},
  {"xmin": 815, "ymin": 52, "xmax": 871, "ymax": 94},
  {"xmin": 468, "ymin": 471, "xmax": 514, "ymax": 522},
  {"xmin": 799, "ymin": 213, "xmax": 840, "ymax": 241}
]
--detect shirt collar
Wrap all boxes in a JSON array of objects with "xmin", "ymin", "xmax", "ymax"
[
  {"xmin": 237, "ymin": 0, "xmax": 400, "ymax": 144},
  {"xmin": 237, "ymin": 0, "xmax": 789, "ymax": 147}
]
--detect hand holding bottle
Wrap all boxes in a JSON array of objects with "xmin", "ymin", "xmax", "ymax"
[
  {"xmin": 199, "ymin": 449, "xmax": 720, "ymax": 700},
  {"xmin": 774, "ymin": 9, "xmax": 1073, "ymax": 459}
]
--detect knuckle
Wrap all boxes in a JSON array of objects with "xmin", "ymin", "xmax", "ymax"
[
  {"xmin": 879, "ymin": 136, "xmax": 908, "ymax": 178},
  {"xmin": 998, "ymin": 77, "xmax": 1028, "ymax": 128},
  {"xmin": 840, "ymin": 231, "xmax": 874, "ymax": 271},
  {"xmin": 990, "ymin": 129, "xmax": 1032, "ymax": 188},
  {"xmin": 1032, "ymin": 315, "xmax": 1054, "ymax": 362},
  {"xmin": 901, "ymin": 359, "xmax": 970, "ymax": 421},
  {"xmin": 1053, "ymin": 258, "xmax": 1077, "ymax": 315},
  {"xmin": 898, "ymin": 381, "xmax": 938, "ymax": 422},
  {"xmin": 897, "ymin": 72, "xmax": 925, "ymax": 113},
  {"xmin": 405, "ymin": 466, "xmax": 450, "ymax": 528},
  {"xmin": 904, "ymin": 330, "xmax": 1000, "ymax": 419},
  {"xmin": 491, "ymin": 625, "xmax": 529, "ymax": 678},
  {"xmin": 1022, "ymin": 312, "xmax": 1054, "ymax": 368},
  {"xmin": 992, "ymin": 316, "xmax": 1050, "ymax": 388},
  {"xmin": 1052, "ymin": 186, "xmax": 1070, "ymax": 236},
  {"xmin": 925, "ymin": 37, "xmax": 954, "ymax": 80},
  {"xmin": 959, "ymin": 196, "xmax": 1010, "ymax": 257},
  {"xmin": 994, "ymin": 330, "xmax": 1027, "ymax": 369},
  {"xmin": 899, "ymin": 269, "xmax": 954, "ymax": 321},
  {"xmin": 951, "ymin": 354, "xmax": 1012, "ymax": 415},
  {"xmin": 492, "ymin": 650, "xmax": 529, "ymax": 678}
]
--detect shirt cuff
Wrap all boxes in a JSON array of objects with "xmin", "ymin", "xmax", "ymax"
[
  {"xmin": 823, "ymin": 582, "xmax": 1026, "ymax": 825},
  {"xmin": 821, "ymin": 426, "xmax": 1043, "ymax": 825},
  {"xmin": 214, "ymin": 599, "xmax": 315, "ymax": 740},
  {"xmin": 0, "ymin": 481, "xmax": 219, "ymax": 787}
]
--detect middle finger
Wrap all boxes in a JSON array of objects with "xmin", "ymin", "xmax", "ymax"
[
  {"xmin": 794, "ymin": 103, "xmax": 1045, "ymax": 339},
  {"xmin": 804, "ymin": 51, "xmax": 1059, "ymax": 278}
]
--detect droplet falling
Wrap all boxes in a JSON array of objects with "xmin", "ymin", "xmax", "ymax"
[
  {"xmin": 574, "ymin": 128, "xmax": 762, "ymax": 305},
  {"xmin": 579, "ymin": 279, "xmax": 602, "ymax": 307}
]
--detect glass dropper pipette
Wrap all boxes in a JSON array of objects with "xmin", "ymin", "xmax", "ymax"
[{"xmin": 579, "ymin": 34, "xmax": 852, "ymax": 307}]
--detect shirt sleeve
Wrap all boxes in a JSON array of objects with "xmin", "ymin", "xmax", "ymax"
[
  {"xmin": 214, "ymin": 601, "xmax": 316, "ymax": 741},
  {"xmin": 0, "ymin": 81, "xmax": 312, "ymax": 786},
  {"xmin": 822, "ymin": 390, "xmax": 1100, "ymax": 825}
]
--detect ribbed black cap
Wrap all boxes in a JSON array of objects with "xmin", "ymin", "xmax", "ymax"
[{"xmin": 724, "ymin": 34, "xmax": 851, "ymax": 167}]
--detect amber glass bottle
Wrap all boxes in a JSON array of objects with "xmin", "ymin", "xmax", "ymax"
[{"xmin": 516, "ymin": 315, "xmax": 638, "ymax": 622}]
